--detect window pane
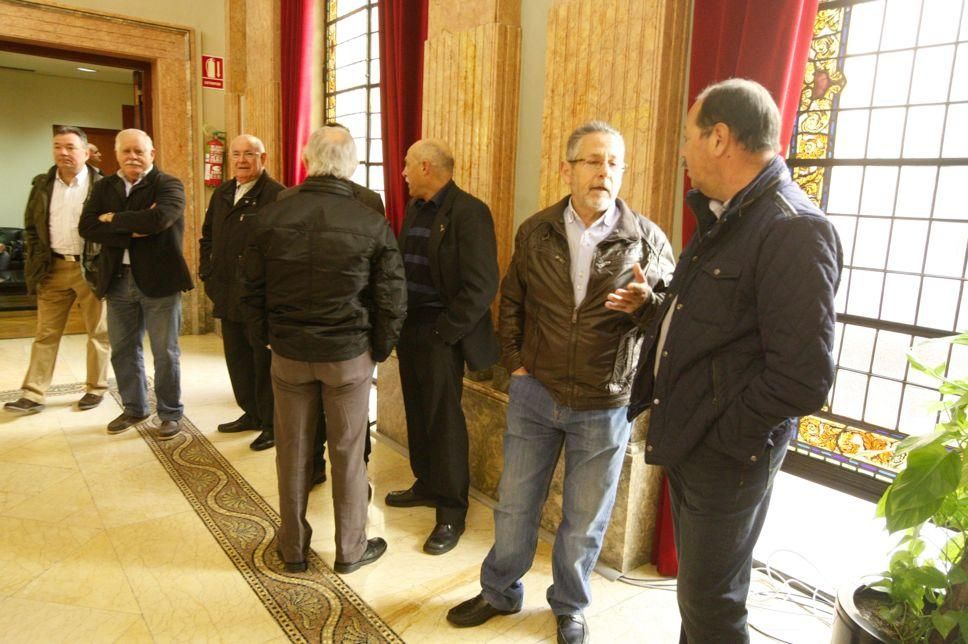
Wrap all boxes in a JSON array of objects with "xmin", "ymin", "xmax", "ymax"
[
  {"xmin": 898, "ymin": 384, "xmax": 940, "ymax": 436},
  {"xmin": 924, "ymin": 222, "xmax": 968, "ymax": 278},
  {"xmin": 952, "ymin": 44, "xmax": 968, "ymax": 101},
  {"xmin": 917, "ymin": 277, "xmax": 961, "ymax": 330},
  {"xmin": 835, "ymin": 268, "xmax": 851, "ymax": 314},
  {"xmin": 872, "ymin": 330, "xmax": 913, "ymax": 380},
  {"xmin": 840, "ymin": 324, "xmax": 876, "ymax": 371},
  {"xmin": 894, "ymin": 165, "xmax": 936, "ymax": 218},
  {"xmin": 827, "ymin": 166, "xmax": 863, "ymax": 215},
  {"xmin": 880, "ymin": 0, "xmax": 922, "ymax": 51},
  {"xmin": 369, "ymin": 139, "xmax": 383, "ymax": 163},
  {"xmin": 334, "ymin": 61, "xmax": 368, "ymax": 91},
  {"xmin": 872, "ymin": 50, "xmax": 914, "ymax": 106},
  {"xmin": 354, "ymin": 137, "xmax": 365, "ymax": 160},
  {"xmin": 886, "ymin": 219, "xmax": 929, "ymax": 272},
  {"xmin": 846, "ymin": 269, "xmax": 885, "ymax": 317},
  {"xmin": 902, "ymin": 105, "xmax": 945, "ymax": 157},
  {"xmin": 917, "ymin": 0, "xmax": 962, "ymax": 46},
  {"xmin": 370, "ymin": 6, "xmax": 379, "ymax": 33},
  {"xmin": 368, "ymin": 165, "xmax": 384, "ymax": 190},
  {"xmin": 853, "ymin": 217, "xmax": 891, "ymax": 269},
  {"xmin": 942, "ymin": 104, "xmax": 968, "ymax": 158},
  {"xmin": 370, "ymin": 58, "xmax": 381, "ymax": 84},
  {"xmin": 866, "ymin": 107, "xmax": 905, "ymax": 157},
  {"xmin": 865, "ymin": 377, "xmax": 903, "ymax": 429},
  {"xmin": 369, "ymin": 87, "xmax": 381, "ymax": 112},
  {"xmin": 334, "ymin": 10, "xmax": 368, "ymax": 44},
  {"xmin": 333, "ymin": 34, "xmax": 368, "ymax": 68},
  {"xmin": 830, "ymin": 215, "xmax": 857, "ymax": 265},
  {"xmin": 369, "ymin": 113, "xmax": 381, "ymax": 140},
  {"xmin": 334, "ymin": 89, "xmax": 366, "ymax": 117},
  {"xmin": 881, "ymin": 273, "xmax": 920, "ymax": 324},
  {"xmin": 832, "ymin": 370, "xmax": 868, "ymax": 419},
  {"xmin": 839, "ymin": 54, "xmax": 876, "ymax": 108},
  {"xmin": 846, "ymin": 1, "xmax": 885, "ymax": 55},
  {"xmin": 351, "ymin": 163, "xmax": 366, "ymax": 185},
  {"xmin": 934, "ymin": 166, "xmax": 968, "ymax": 220},
  {"xmin": 909, "ymin": 45, "xmax": 954, "ymax": 104},
  {"xmin": 832, "ymin": 109, "xmax": 869, "ymax": 158},
  {"xmin": 338, "ymin": 114, "xmax": 367, "ymax": 138},
  {"xmin": 859, "ymin": 166, "xmax": 898, "ymax": 216},
  {"xmin": 335, "ymin": 0, "xmax": 368, "ymax": 15}
]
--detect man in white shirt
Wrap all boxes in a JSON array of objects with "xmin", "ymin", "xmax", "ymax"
[{"xmin": 5, "ymin": 126, "xmax": 109, "ymax": 415}]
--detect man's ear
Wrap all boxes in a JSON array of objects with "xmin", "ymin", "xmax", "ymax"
[
  {"xmin": 709, "ymin": 122, "xmax": 731, "ymax": 158},
  {"xmin": 560, "ymin": 159, "xmax": 572, "ymax": 183}
]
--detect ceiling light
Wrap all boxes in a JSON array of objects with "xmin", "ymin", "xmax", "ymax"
[{"xmin": 76, "ymin": 66, "xmax": 97, "ymax": 73}]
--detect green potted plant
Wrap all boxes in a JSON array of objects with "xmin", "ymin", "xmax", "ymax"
[{"xmin": 832, "ymin": 330, "xmax": 968, "ymax": 643}]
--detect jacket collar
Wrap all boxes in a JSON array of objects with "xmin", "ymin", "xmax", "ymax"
[
  {"xmin": 298, "ymin": 175, "xmax": 355, "ymax": 198},
  {"xmin": 221, "ymin": 170, "xmax": 273, "ymax": 207},
  {"xmin": 542, "ymin": 195, "xmax": 642, "ymax": 243},
  {"xmin": 686, "ymin": 155, "xmax": 788, "ymax": 237}
]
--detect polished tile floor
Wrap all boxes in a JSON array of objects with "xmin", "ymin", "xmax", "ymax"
[{"xmin": 0, "ymin": 334, "xmax": 832, "ymax": 642}]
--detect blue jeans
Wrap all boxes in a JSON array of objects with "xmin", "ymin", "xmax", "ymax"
[
  {"xmin": 106, "ymin": 269, "xmax": 183, "ymax": 421},
  {"xmin": 480, "ymin": 374, "xmax": 631, "ymax": 615},
  {"xmin": 668, "ymin": 431, "xmax": 791, "ymax": 643}
]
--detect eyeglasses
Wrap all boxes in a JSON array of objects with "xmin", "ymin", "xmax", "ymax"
[
  {"xmin": 230, "ymin": 151, "xmax": 261, "ymax": 160},
  {"xmin": 568, "ymin": 158, "xmax": 627, "ymax": 173}
]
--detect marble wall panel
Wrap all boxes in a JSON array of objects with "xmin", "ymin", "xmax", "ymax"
[{"xmin": 538, "ymin": 0, "xmax": 690, "ymax": 237}]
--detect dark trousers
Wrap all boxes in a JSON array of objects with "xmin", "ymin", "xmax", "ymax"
[
  {"xmin": 668, "ymin": 431, "xmax": 790, "ymax": 644},
  {"xmin": 272, "ymin": 351, "xmax": 374, "ymax": 563},
  {"xmin": 221, "ymin": 318, "xmax": 273, "ymax": 431},
  {"xmin": 397, "ymin": 318, "xmax": 469, "ymax": 526}
]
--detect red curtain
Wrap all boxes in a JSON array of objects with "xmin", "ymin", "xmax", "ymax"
[
  {"xmin": 280, "ymin": 0, "xmax": 316, "ymax": 186},
  {"xmin": 681, "ymin": 0, "xmax": 819, "ymax": 243},
  {"xmin": 653, "ymin": 0, "xmax": 819, "ymax": 578},
  {"xmin": 378, "ymin": 0, "xmax": 429, "ymax": 234}
]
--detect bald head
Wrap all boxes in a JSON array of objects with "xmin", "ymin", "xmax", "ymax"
[
  {"xmin": 402, "ymin": 138, "xmax": 454, "ymax": 199},
  {"xmin": 304, "ymin": 126, "xmax": 358, "ymax": 179},
  {"xmin": 230, "ymin": 134, "xmax": 267, "ymax": 184}
]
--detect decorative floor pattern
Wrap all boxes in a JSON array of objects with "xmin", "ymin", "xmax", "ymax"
[{"xmin": 2, "ymin": 382, "xmax": 402, "ymax": 644}]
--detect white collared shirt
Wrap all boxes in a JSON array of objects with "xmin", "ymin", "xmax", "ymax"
[
  {"xmin": 234, "ymin": 177, "xmax": 257, "ymax": 205},
  {"xmin": 563, "ymin": 199, "xmax": 620, "ymax": 307},
  {"xmin": 119, "ymin": 165, "xmax": 154, "ymax": 264},
  {"xmin": 48, "ymin": 165, "xmax": 90, "ymax": 256}
]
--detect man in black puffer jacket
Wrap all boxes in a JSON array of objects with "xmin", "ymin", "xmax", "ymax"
[
  {"xmin": 628, "ymin": 79, "xmax": 843, "ymax": 643},
  {"xmin": 240, "ymin": 126, "xmax": 406, "ymax": 575}
]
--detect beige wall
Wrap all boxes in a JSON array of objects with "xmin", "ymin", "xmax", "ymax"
[{"xmin": 0, "ymin": 71, "xmax": 132, "ymax": 228}]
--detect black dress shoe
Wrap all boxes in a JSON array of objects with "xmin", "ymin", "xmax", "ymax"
[
  {"xmin": 156, "ymin": 420, "xmax": 181, "ymax": 441},
  {"xmin": 276, "ymin": 547, "xmax": 308, "ymax": 573},
  {"xmin": 446, "ymin": 593, "xmax": 520, "ymax": 627},
  {"xmin": 384, "ymin": 485, "xmax": 436, "ymax": 508},
  {"xmin": 556, "ymin": 613, "xmax": 589, "ymax": 644},
  {"xmin": 77, "ymin": 393, "xmax": 103, "ymax": 410},
  {"xmin": 423, "ymin": 523, "xmax": 464, "ymax": 555},
  {"xmin": 333, "ymin": 537, "xmax": 387, "ymax": 573},
  {"xmin": 4, "ymin": 398, "xmax": 44, "ymax": 415},
  {"xmin": 107, "ymin": 412, "xmax": 150, "ymax": 434},
  {"xmin": 218, "ymin": 414, "xmax": 257, "ymax": 433},
  {"xmin": 249, "ymin": 430, "xmax": 275, "ymax": 451}
]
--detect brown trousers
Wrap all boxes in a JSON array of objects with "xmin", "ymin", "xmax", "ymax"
[
  {"xmin": 272, "ymin": 350, "xmax": 374, "ymax": 564},
  {"xmin": 22, "ymin": 258, "xmax": 109, "ymax": 403}
]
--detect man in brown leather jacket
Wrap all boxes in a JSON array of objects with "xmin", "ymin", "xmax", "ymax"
[{"xmin": 447, "ymin": 121, "xmax": 676, "ymax": 644}]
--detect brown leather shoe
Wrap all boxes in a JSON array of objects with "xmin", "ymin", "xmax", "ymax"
[
  {"xmin": 156, "ymin": 420, "xmax": 181, "ymax": 441},
  {"xmin": 77, "ymin": 393, "xmax": 103, "ymax": 410},
  {"xmin": 107, "ymin": 412, "xmax": 150, "ymax": 434},
  {"xmin": 4, "ymin": 398, "xmax": 44, "ymax": 415}
]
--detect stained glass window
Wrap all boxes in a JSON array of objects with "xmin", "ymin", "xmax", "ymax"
[
  {"xmin": 788, "ymin": 0, "xmax": 968, "ymax": 496},
  {"xmin": 324, "ymin": 0, "xmax": 383, "ymax": 202}
]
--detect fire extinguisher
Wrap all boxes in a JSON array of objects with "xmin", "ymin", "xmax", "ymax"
[{"xmin": 204, "ymin": 131, "xmax": 225, "ymax": 187}]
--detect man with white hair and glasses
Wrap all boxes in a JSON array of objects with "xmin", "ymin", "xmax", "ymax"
[{"xmin": 240, "ymin": 126, "xmax": 406, "ymax": 574}]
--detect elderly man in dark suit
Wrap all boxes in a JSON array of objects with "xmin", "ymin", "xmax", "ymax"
[
  {"xmin": 384, "ymin": 138, "xmax": 500, "ymax": 555},
  {"xmin": 199, "ymin": 134, "xmax": 284, "ymax": 452},
  {"xmin": 79, "ymin": 128, "xmax": 193, "ymax": 440}
]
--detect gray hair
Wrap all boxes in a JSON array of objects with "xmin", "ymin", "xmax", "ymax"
[
  {"xmin": 115, "ymin": 128, "xmax": 154, "ymax": 152},
  {"xmin": 304, "ymin": 126, "xmax": 358, "ymax": 179},
  {"xmin": 565, "ymin": 121, "xmax": 623, "ymax": 160},
  {"xmin": 696, "ymin": 79, "xmax": 781, "ymax": 153},
  {"xmin": 410, "ymin": 139, "xmax": 455, "ymax": 174},
  {"xmin": 234, "ymin": 134, "xmax": 265, "ymax": 154},
  {"xmin": 54, "ymin": 126, "xmax": 88, "ymax": 146}
]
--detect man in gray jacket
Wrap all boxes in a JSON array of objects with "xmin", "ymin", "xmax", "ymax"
[
  {"xmin": 447, "ymin": 121, "xmax": 675, "ymax": 644},
  {"xmin": 5, "ymin": 126, "xmax": 108, "ymax": 415}
]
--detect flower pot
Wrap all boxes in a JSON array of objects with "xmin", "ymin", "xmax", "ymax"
[{"xmin": 830, "ymin": 583, "xmax": 898, "ymax": 644}]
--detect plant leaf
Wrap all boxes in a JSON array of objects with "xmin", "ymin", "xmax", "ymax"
[
  {"xmin": 884, "ymin": 444, "xmax": 961, "ymax": 533},
  {"xmin": 932, "ymin": 612, "xmax": 957, "ymax": 638}
]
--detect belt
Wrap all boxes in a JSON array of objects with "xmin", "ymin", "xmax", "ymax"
[{"xmin": 53, "ymin": 252, "xmax": 80, "ymax": 262}]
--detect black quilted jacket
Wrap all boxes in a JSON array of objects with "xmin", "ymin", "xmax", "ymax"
[{"xmin": 628, "ymin": 155, "xmax": 843, "ymax": 466}]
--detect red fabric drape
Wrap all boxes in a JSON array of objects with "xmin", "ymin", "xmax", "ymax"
[
  {"xmin": 378, "ymin": 0, "xmax": 429, "ymax": 234},
  {"xmin": 653, "ymin": 0, "xmax": 819, "ymax": 579},
  {"xmin": 681, "ymin": 0, "xmax": 819, "ymax": 243},
  {"xmin": 280, "ymin": 0, "xmax": 316, "ymax": 186}
]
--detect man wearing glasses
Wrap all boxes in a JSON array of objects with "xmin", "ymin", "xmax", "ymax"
[
  {"xmin": 199, "ymin": 134, "xmax": 285, "ymax": 451},
  {"xmin": 447, "ymin": 121, "xmax": 675, "ymax": 644}
]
